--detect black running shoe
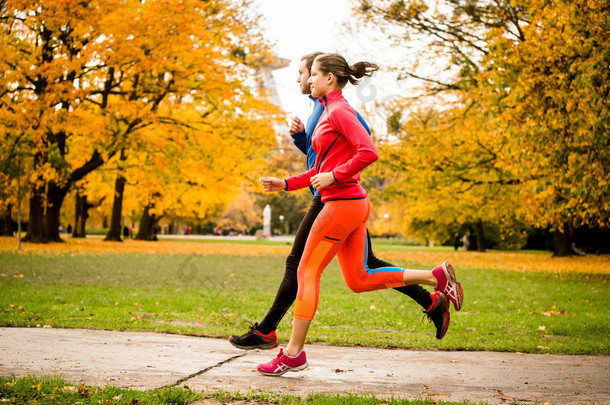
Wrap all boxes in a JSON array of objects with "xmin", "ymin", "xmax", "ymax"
[
  {"xmin": 424, "ymin": 291, "xmax": 451, "ymax": 339},
  {"xmin": 229, "ymin": 323, "xmax": 278, "ymax": 350}
]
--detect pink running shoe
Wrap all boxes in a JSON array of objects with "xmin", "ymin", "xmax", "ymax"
[
  {"xmin": 432, "ymin": 262, "xmax": 463, "ymax": 311},
  {"xmin": 257, "ymin": 348, "xmax": 308, "ymax": 376}
]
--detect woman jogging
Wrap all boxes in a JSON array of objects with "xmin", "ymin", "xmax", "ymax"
[
  {"xmin": 257, "ymin": 53, "xmax": 463, "ymax": 376},
  {"xmin": 229, "ymin": 53, "xmax": 450, "ymax": 352}
]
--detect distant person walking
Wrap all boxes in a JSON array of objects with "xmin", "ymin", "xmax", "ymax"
[{"xmin": 462, "ymin": 235, "xmax": 470, "ymax": 250}]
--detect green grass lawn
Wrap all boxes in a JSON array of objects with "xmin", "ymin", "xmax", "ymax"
[
  {"xmin": 0, "ymin": 375, "xmax": 479, "ymax": 405},
  {"xmin": 1, "ymin": 249, "xmax": 608, "ymax": 355}
]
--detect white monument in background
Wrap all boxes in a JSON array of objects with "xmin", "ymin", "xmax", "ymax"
[
  {"xmin": 254, "ymin": 55, "xmax": 290, "ymax": 109},
  {"xmin": 263, "ymin": 204, "xmax": 271, "ymax": 237}
]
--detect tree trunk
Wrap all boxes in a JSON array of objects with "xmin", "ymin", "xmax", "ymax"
[
  {"xmin": 44, "ymin": 183, "xmax": 69, "ymax": 242},
  {"xmin": 105, "ymin": 172, "xmax": 126, "ymax": 242},
  {"xmin": 135, "ymin": 203, "xmax": 159, "ymax": 241},
  {"xmin": 0, "ymin": 205, "xmax": 13, "ymax": 236},
  {"xmin": 24, "ymin": 183, "xmax": 47, "ymax": 243},
  {"xmin": 553, "ymin": 225, "xmax": 573, "ymax": 257},
  {"xmin": 73, "ymin": 192, "xmax": 82, "ymax": 238},
  {"xmin": 73, "ymin": 192, "xmax": 86, "ymax": 238},
  {"xmin": 77, "ymin": 194, "xmax": 87, "ymax": 238},
  {"xmin": 475, "ymin": 219, "xmax": 486, "ymax": 252},
  {"xmin": 465, "ymin": 225, "xmax": 476, "ymax": 251},
  {"xmin": 25, "ymin": 147, "xmax": 112, "ymax": 243},
  {"xmin": 74, "ymin": 192, "xmax": 96, "ymax": 238},
  {"xmin": 25, "ymin": 182, "xmax": 67, "ymax": 243}
]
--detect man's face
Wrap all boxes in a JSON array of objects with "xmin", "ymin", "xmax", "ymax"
[{"xmin": 297, "ymin": 59, "xmax": 311, "ymax": 95}]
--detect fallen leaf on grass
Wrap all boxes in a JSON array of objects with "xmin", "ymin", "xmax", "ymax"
[
  {"xmin": 78, "ymin": 384, "xmax": 90, "ymax": 396},
  {"xmin": 539, "ymin": 310, "xmax": 567, "ymax": 317}
]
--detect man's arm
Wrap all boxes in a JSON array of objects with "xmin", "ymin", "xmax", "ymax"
[{"xmin": 289, "ymin": 116, "xmax": 307, "ymax": 155}]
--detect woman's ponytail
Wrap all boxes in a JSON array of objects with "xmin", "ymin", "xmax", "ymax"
[
  {"xmin": 316, "ymin": 53, "xmax": 379, "ymax": 87},
  {"xmin": 348, "ymin": 62, "xmax": 379, "ymax": 84}
]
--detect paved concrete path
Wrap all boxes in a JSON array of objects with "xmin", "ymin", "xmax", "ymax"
[{"xmin": 0, "ymin": 328, "xmax": 608, "ymax": 404}]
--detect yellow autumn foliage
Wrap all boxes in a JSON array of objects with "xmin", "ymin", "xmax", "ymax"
[
  {"xmin": 356, "ymin": 0, "xmax": 609, "ymax": 254},
  {"xmin": 0, "ymin": 0, "xmax": 283, "ymax": 242}
]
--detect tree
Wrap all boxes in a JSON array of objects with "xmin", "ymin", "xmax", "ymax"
[
  {"xmin": 215, "ymin": 191, "xmax": 262, "ymax": 234},
  {"xmin": 1, "ymin": 0, "xmax": 123, "ymax": 242},
  {"xmin": 130, "ymin": 100, "xmax": 279, "ymax": 240},
  {"xmin": 0, "ymin": 0, "xmax": 281, "ymax": 243},
  {"xmin": 0, "ymin": 112, "xmax": 27, "ymax": 236},
  {"xmin": 476, "ymin": 0, "xmax": 610, "ymax": 255},
  {"xmin": 369, "ymin": 100, "xmax": 523, "ymax": 250},
  {"xmin": 354, "ymin": 0, "xmax": 535, "ymax": 249},
  {"xmin": 354, "ymin": 0, "xmax": 609, "ymax": 255}
]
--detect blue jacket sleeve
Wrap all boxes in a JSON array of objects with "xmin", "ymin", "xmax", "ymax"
[
  {"xmin": 291, "ymin": 131, "xmax": 308, "ymax": 156},
  {"xmin": 355, "ymin": 111, "xmax": 371, "ymax": 135}
]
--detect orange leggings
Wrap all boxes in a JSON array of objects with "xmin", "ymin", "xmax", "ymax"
[{"xmin": 294, "ymin": 198, "xmax": 406, "ymax": 320}]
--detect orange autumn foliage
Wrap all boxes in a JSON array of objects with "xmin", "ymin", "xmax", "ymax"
[
  {"xmin": 0, "ymin": 0, "xmax": 283, "ymax": 242},
  {"xmin": 355, "ymin": 0, "xmax": 610, "ymax": 254}
]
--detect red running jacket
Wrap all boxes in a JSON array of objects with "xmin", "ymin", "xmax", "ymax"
[{"xmin": 284, "ymin": 90, "xmax": 378, "ymax": 202}]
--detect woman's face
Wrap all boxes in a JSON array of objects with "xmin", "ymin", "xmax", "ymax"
[{"xmin": 307, "ymin": 60, "xmax": 331, "ymax": 98}]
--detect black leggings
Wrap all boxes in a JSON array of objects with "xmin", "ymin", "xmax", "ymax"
[{"xmin": 256, "ymin": 196, "xmax": 432, "ymax": 334}]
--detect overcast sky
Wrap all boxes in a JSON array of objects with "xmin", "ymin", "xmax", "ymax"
[{"xmin": 250, "ymin": 0, "xmax": 401, "ymax": 129}]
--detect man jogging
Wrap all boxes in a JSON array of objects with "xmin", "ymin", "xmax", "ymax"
[{"xmin": 229, "ymin": 52, "xmax": 453, "ymax": 351}]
